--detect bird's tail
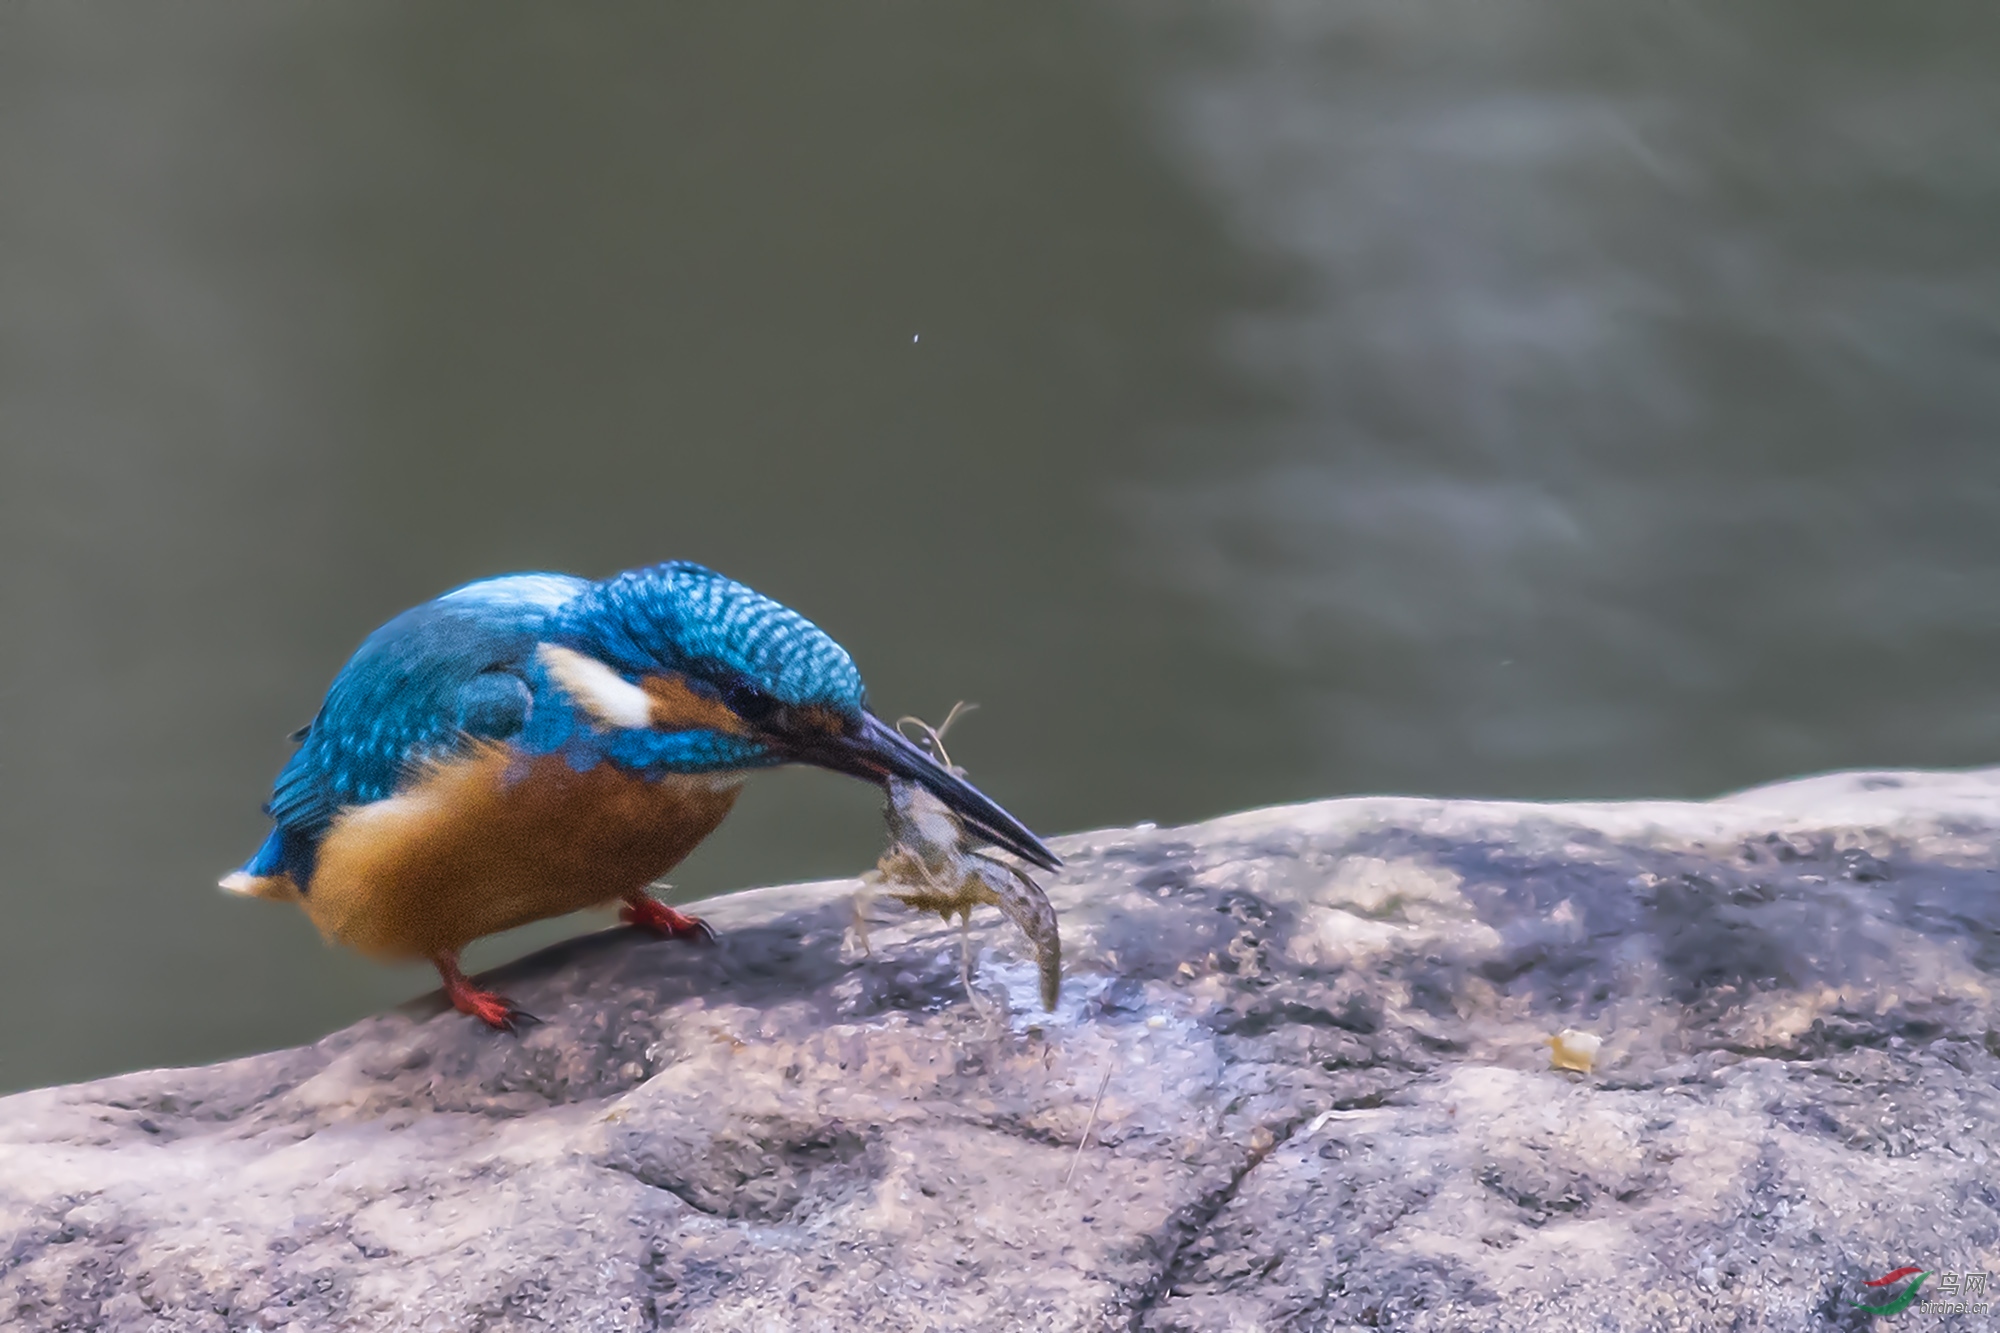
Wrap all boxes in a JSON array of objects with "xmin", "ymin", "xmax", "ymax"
[{"xmin": 219, "ymin": 826, "xmax": 305, "ymax": 902}]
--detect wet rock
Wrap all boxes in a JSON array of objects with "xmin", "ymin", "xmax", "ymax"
[{"xmin": 4, "ymin": 767, "xmax": 2000, "ymax": 1331}]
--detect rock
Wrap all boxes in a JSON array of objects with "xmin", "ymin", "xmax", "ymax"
[{"xmin": 5, "ymin": 768, "xmax": 2000, "ymax": 1331}]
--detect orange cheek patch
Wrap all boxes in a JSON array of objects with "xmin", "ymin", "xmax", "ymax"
[
  {"xmin": 642, "ymin": 674, "xmax": 750, "ymax": 735},
  {"xmin": 790, "ymin": 704, "xmax": 851, "ymax": 737}
]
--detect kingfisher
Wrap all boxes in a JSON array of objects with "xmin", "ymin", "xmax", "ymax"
[{"xmin": 222, "ymin": 562, "xmax": 1059, "ymax": 1030}]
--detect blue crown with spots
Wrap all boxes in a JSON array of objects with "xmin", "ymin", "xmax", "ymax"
[{"xmin": 554, "ymin": 562, "xmax": 866, "ymax": 712}]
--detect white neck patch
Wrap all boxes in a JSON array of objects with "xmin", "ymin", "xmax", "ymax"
[{"xmin": 536, "ymin": 644, "xmax": 654, "ymax": 730}]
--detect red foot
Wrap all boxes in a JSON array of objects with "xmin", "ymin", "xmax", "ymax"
[
  {"xmin": 432, "ymin": 953, "xmax": 539, "ymax": 1034},
  {"xmin": 621, "ymin": 893, "xmax": 717, "ymax": 943}
]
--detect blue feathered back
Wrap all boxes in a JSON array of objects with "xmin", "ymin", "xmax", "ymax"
[
  {"xmin": 256, "ymin": 574, "xmax": 586, "ymax": 882},
  {"xmin": 243, "ymin": 563, "xmax": 865, "ymax": 887}
]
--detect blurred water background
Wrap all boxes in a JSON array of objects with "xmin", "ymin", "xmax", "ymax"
[{"xmin": 3, "ymin": 1, "xmax": 1997, "ymax": 1090}]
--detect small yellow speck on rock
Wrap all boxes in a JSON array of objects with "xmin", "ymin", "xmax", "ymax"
[{"xmin": 1547, "ymin": 1028, "xmax": 1602, "ymax": 1074}]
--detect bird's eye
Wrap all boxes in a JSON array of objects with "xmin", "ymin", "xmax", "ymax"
[{"xmin": 723, "ymin": 680, "xmax": 778, "ymax": 724}]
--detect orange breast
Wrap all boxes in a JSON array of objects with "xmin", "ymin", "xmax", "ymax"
[{"xmin": 302, "ymin": 743, "xmax": 742, "ymax": 959}]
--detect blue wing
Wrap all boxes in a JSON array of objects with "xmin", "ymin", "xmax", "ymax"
[
  {"xmin": 250, "ymin": 574, "xmax": 587, "ymax": 884},
  {"xmin": 236, "ymin": 562, "xmax": 869, "ymax": 887}
]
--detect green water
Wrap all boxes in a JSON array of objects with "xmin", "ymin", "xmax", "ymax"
[{"xmin": 3, "ymin": 1, "xmax": 1997, "ymax": 1091}]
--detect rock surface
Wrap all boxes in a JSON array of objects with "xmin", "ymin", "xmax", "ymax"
[{"xmin": 6, "ymin": 770, "xmax": 2000, "ymax": 1332}]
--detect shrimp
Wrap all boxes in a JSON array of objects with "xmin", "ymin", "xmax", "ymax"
[{"xmin": 852, "ymin": 705, "xmax": 1062, "ymax": 1011}]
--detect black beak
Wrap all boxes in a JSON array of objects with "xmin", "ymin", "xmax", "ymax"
[{"xmin": 778, "ymin": 711, "xmax": 1061, "ymax": 871}]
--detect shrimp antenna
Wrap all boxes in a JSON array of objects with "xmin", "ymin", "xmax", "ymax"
[{"xmin": 895, "ymin": 701, "xmax": 979, "ymax": 771}]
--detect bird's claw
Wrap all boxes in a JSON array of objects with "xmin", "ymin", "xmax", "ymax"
[
  {"xmin": 496, "ymin": 1007, "xmax": 543, "ymax": 1036},
  {"xmin": 446, "ymin": 983, "xmax": 538, "ymax": 1034},
  {"xmin": 621, "ymin": 895, "xmax": 716, "ymax": 944}
]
